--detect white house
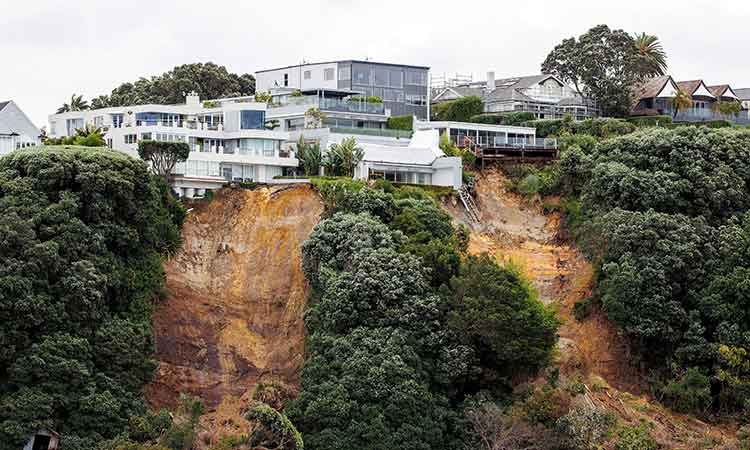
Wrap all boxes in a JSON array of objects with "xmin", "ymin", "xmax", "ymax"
[
  {"xmin": 0, "ymin": 100, "xmax": 41, "ymax": 155},
  {"xmin": 48, "ymin": 93, "xmax": 297, "ymax": 197}
]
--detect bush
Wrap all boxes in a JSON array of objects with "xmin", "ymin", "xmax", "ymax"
[
  {"xmin": 556, "ymin": 404, "xmax": 616, "ymax": 449},
  {"xmin": 432, "ymin": 96, "xmax": 484, "ymax": 122},
  {"xmin": 518, "ymin": 174, "xmax": 544, "ymax": 196},
  {"xmin": 387, "ymin": 115, "xmax": 413, "ymax": 130},
  {"xmin": 627, "ymin": 115, "xmax": 673, "ymax": 128},
  {"xmin": 522, "ymin": 385, "xmax": 571, "ymax": 428},
  {"xmin": 246, "ymin": 403, "xmax": 303, "ymax": 450},
  {"xmin": 615, "ymin": 422, "xmax": 658, "ymax": 450},
  {"xmin": 470, "ymin": 112, "xmax": 535, "ymax": 126},
  {"xmin": 661, "ymin": 368, "xmax": 712, "ymax": 413}
]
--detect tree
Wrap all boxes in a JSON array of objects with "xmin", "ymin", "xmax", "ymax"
[
  {"xmin": 326, "ymin": 137, "xmax": 364, "ymax": 177},
  {"xmin": 711, "ymin": 99, "xmax": 742, "ymax": 118},
  {"xmin": 57, "ymin": 93, "xmax": 89, "ymax": 113},
  {"xmin": 542, "ymin": 25, "xmax": 662, "ymax": 117},
  {"xmin": 246, "ymin": 404, "xmax": 303, "ymax": 450},
  {"xmin": 0, "ymin": 147, "xmax": 184, "ymax": 448},
  {"xmin": 448, "ymin": 254, "xmax": 558, "ymax": 387},
  {"xmin": 633, "ymin": 32, "xmax": 668, "ymax": 77},
  {"xmin": 137, "ymin": 140, "xmax": 190, "ymax": 183},
  {"xmin": 432, "ymin": 96, "xmax": 484, "ymax": 122},
  {"xmin": 296, "ymin": 135, "xmax": 321, "ymax": 176},
  {"xmin": 670, "ymin": 89, "xmax": 693, "ymax": 118},
  {"xmin": 91, "ymin": 63, "xmax": 256, "ymax": 108}
]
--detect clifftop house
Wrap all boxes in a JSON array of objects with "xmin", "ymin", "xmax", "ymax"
[
  {"xmin": 431, "ymin": 73, "xmax": 598, "ymax": 121},
  {"xmin": 0, "ymin": 100, "xmax": 41, "ymax": 154},
  {"xmin": 632, "ymin": 75, "xmax": 750, "ymax": 124}
]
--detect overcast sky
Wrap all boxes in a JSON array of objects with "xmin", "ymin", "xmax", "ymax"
[{"xmin": 2, "ymin": 0, "xmax": 748, "ymax": 127}]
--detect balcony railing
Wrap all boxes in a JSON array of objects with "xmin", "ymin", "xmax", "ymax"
[
  {"xmin": 329, "ymin": 126, "xmax": 413, "ymax": 139},
  {"xmin": 451, "ymin": 135, "xmax": 557, "ymax": 149},
  {"xmin": 269, "ymin": 95, "xmax": 386, "ymax": 115}
]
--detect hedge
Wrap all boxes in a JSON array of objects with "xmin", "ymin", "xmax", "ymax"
[
  {"xmin": 387, "ymin": 115, "xmax": 414, "ymax": 131},
  {"xmin": 626, "ymin": 115, "xmax": 673, "ymax": 128},
  {"xmin": 470, "ymin": 112, "xmax": 535, "ymax": 126},
  {"xmin": 521, "ymin": 117, "xmax": 635, "ymax": 138}
]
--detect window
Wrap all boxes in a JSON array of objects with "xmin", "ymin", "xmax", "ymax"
[
  {"xmin": 50, "ymin": 121, "xmax": 57, "ymax": 135},
  {"xmin": 406, "ymin": 94, "xmax": 427, "ymax": 106},
  {"xmin": 111, "ymin": 114, "xmax": 124, "ymax": 128},
  {"xmin": 240, "ymin": 110, "xmax": 265, "ymax": 130},
  {"xmin": 304, "ymin": 70, "xmax": 311, "ymax": 80},
  {"xmin": 283, "ymin": 73, "xmax": 289, "ymax": 87},
  {"xmin": 352, "ymin": 65, "xmax": 370, "ymax": 84},
  {"xmin": 405, "ymin": 70, "xmax": 427, "ymax": 86},
  {"xmin": 324, "ymin": 68, "xmax": 335, "ymax": 81},
  {"xmin": 388, "ymin": 69, "xmax": 403, "ymax": 88},
  {"xmin": 373, "ymin": 67, "xmax": 389, "ymax": 87},
  {"xmin": 338, "ymin": 66, "xmax": 351, "ymax": 81},
  {"xmin": 124, "ymin": 134, "xmax": 137, "ymax": 144},
  {"xmin": 66, "ymin": 118, "xmax": 83, "ymax": 135},
  {"xmin": 141, "ymin": 132, "xmax": 152, "ymax": 140}
]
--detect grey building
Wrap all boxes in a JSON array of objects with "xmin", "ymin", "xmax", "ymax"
[{"xmin": 255, "ymin": 60, "xmax": 429, "ymax": 119}]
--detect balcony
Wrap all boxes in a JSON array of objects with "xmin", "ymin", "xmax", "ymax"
[
  {"xmin": 329, "ymin": 126, "xmax": 412, "ymax": 139},
  {"xmin": 451, "ymin": 135, "xmax": 557, "ymax": 150},
  {"xmin": 269, "ymin": 95, "xmax": 386, "ymax": 115}
]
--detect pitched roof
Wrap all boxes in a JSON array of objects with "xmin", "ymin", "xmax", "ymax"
[
  {"xmin": 708, "ymin": 85, "xmax": 730, "ymax": 97},
  {"xmin": 735, "ymin": 88, "xmax": 750, "ymax": 100},
  {"xmin": 483, "ymin": 74, "xmax": 558, "ymax": 103},
  {"xmin": 0, "ymin": 101, "xmax": 9, "ymax": 112},
  {"xmin": 633, "ymin": 76, "xmax": 674, "ymax": 101}
]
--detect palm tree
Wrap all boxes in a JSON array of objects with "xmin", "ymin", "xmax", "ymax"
[
  {"xmin": 56, "ymin": 94, "xmax": 90, "ymax": 114},
  {"xmin": 327, "ymin": 138, "xmax": 364, "ymax": 177},
  {"xmin": 670, "ymin": 89, "xmax": 693, "ymax": 118},
  {"xmin": 634, "ymin": 33, "xmax": 668, "ymax": 77},
  {"xmin": 296, "ymin": 135, "xmax": 322, "ymax": 176}
]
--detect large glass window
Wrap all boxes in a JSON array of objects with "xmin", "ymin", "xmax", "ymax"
[
  {"xmin": 373, "ymin": 67, "xmax": 389, "ymax": 87},
  {"xmin": 338, "ymin": 66, "xmax": 351, "ymax": 81},
  {"xmin": 324, "ymin": 68, "xmax": 335, "ymax": 81},
  {"xmin": 405, "ymin": 70, "xmax": 427, "ymax": 86},
  {"xmin": 352, "ymin": 66, "xmax": 370, "ymax": 84},
  {"xmin": 238, "ymin": 139, "xmax": 280, "ymax": 157},
  {"xmin": 389, "ymin": 69, "xmax": 403, "ymax": 88},
  {"xmin": 240, "ymin": 110, "xmax": 265, "ymax": 130},
  {"xmin": 66, "ymin": 118, "xmax": 83, "ymax": 135},
  {"xmin": 111, "ymin": 114, "xmax": 124, "ymax": 128}
]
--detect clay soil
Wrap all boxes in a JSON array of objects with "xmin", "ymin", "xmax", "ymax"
[{"xmin": 145, "ymin": 184, "xmax": 323, "ymax": 438}]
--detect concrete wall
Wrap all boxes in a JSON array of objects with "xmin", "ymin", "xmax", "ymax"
[{"xmin": 256, "ymin": 63, "xmax": 339, "ymax": 92}]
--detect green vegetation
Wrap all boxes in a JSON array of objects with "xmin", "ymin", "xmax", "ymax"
[
  {"xmin": 386, "ymin": 114, "xmax": 413, "ymax": 131},
  {"xmin": 0, "ymin": 147, "xmax": 185, "ymax": 449},
  {"xmin": 542, "ymin": 25, "xmax": 667, "ymax": 117},
  {"xmin": 56, "ymin": 93, "xmax": 89, "ymax": 113},
  {"xmin": 137, "ymin": 140, "xmax": 190, "ymax": 183},
  {"xmin": 432, "ymin": 96, "xmax": 484, "ymax": 122},
  {"xmin": 348, "ymin": 95, "xmax": 383, "ymax": 104},
  {"xmin": 322, "ymin": 137, "xmax": 364, "ymax": 177},
  {"xmin": 83, "ymin": 63, "xmax": 255, "ymax": 108},
  {"xmin": 470, "ymin": 112, "xmax": 536, "ymax": 126},
  {"xmin": 290, "ymin": 180, "xmax": 557, "ymax": 449},
  {"xmin": 296, "ymin": 136, "xmax": 322, "ymax": 176},
  {"xmin": 44, "ymin": 123, "xmax": 107, "ymax": 147}
]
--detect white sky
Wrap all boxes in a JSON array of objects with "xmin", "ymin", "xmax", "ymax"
[{"xmin": 2, "ymin": 0, "xmax": 748, "ymax": 127}]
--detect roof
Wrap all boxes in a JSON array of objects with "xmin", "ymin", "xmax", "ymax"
[
  {"xmin": 484, "ymin": 74, "xmax": 567, "ymax": 103},
  {"xmin": 736, "ymin": 88, "xmax": 750, "ymax": 100},
  {"xmin": 256, "ymin": 60, "xmax": 430, "ymax": 73},
  {"xmin": 708, "ymin": 85, "xmax": 730, "ymax": 97},
  {"xmin": 0, "ymin": 101, "xmax": 9, "ymax": 112},
  {"xmin": 632, "ymin": 76, "xmax": 674, "ymax": 100}
]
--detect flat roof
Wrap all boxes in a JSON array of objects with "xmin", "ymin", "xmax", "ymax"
[
  {"xmin": 416, "ymin": 120, "xmax": 537, "ymax": 134},
  {"xmin": 256, "ymin": 60, "xmax": 430, "ymax": 73}
]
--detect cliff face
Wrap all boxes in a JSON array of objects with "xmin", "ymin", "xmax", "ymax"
[{"xmin": 145, "ymin": 185, "xmax": 322, "ymax": 435}]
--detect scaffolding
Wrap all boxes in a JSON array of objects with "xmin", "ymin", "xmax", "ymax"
[{"xmin": 431, "ymin": 73, "xmax": 475, "ymax": 90}]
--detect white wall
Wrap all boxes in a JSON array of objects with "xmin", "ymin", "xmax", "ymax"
[
  {"xmin": 256, "ymin": 63, "xmax": 339, "ymax": 92},
  {"xmin": 0, "ymin": 101, "xmax": 41, "ymax": 147}
]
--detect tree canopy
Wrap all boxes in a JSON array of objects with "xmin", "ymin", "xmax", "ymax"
[
  {"xmin": 0, "ymin": 147, "xmax": 185, "ymax": 449},
  {"xmin": 542, "ymin": 25, "xmax": 666, "ymax": 117},
  {"xmin": 87, "ymin": 62, "xmax": 255, "ymax": 108}
]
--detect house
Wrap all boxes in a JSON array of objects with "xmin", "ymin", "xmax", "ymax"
[
  {"xmin": 352, "ymin": 129, "xmax": 462, "ymax": 190},
  {"xmin": 255, "ymin": 60, "xmax": 430, "ymax": 119},
  {"xmin": 23, "ymin": 429, "xmax": 60, "ymax": 450},
  {"xmin": 48, "ymin": 92, "xmax": 296, "ymax": 197},
  {"xmin": 632, "ymin": 76, "xmax": 750, "ymax": 124},
  {"xmin": 431, "ymin": 73, "xmax": 598, "ymax": 120},
  {"xmin": 736, "ymin": 88, "xmax": 750, "ymax": 111},
  {"xmin": 0, "ymin": 100, "xmax": 42, "ymax": 154}
]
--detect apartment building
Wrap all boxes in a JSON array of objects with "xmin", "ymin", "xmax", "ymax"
[
  {"xmin": 0, "ymin": 100, "xmax": 41, "ymax": 154},
  {"xmin": 48, "ymin": 93, "xmax": 296, "ymax": 197},
  {"xmin": 632, "ymin": 76, "xmax": 750, "ymax": 125},
  {"xmin": 255, "ymin": 60, "xmax": 430, "ymax": 119},
  {"xmin": 431, "ymin": 72, "xmax": 598, "ymax": 120}
]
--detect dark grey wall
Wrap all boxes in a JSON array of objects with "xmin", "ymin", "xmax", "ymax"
[{"xmin": 337, "ymin": 61, "xmax": 428, "ymax": 119}]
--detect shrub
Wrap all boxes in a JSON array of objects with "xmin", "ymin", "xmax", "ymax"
[
  {"xmin": 432, "ymin": 96, "xmax": 484, "ymax": 122},
  {"xmin": 522, "ymin": 118, "xmax": 568, "ymax": 138},
  {"xmin": 615, "ymin": 422, "xmax": 658, "ymax": 450},
  {"xmin": 518, "ymin": 173, "xmax": 543, "ymax": 196},
  {"xmin": 387, "ymin": 115, "xmax": 413, "ymax": 130},
  {"xmin": 556, "ymin": 403, "xmax": 616, "ymax": 449},
  {"xmin": 522, "ymin": 384, "xmax": 571, "ymax": 428},
  {"xmin": 470, "ymin": 112, "xmax": 535, "ymax": 126},
  {"xmin": 627, "ymin": 115, "xmax": 673, "ymax": 128},
  {"xmin": 661, "ymin": 368, "xmax": 712, "ymax": 413},
  {"xmin": 246, "ymin": 403, "xmax": 303, "ymax": 450}
]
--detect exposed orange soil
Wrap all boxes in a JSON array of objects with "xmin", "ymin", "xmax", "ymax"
[
  {"xmin": 145, "ymin": 185, "xmax": 322, "ymax": 439},
  {"xmin": 448, "ymin": 168, "xmax": 738, "ymax": 448}
]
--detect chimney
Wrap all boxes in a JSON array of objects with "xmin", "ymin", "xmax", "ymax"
[
  {"xmin": 486, "ymin": 71, "xmax": 496, "ymax": 91},
  {"xmin": 185, "ymin": 91, "xmax": 200, "ymax": 106}
]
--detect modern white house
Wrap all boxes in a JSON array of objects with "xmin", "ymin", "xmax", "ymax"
[
  {"xmin": 48, "ymin": 93, "xmax": 297, "ymax": 197},
  {"xmin": 0, "ymin": 100, "xmax": 42, "ymax": 154}
]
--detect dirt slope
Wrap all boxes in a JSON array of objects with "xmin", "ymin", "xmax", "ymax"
[
  {"xmin": 145, "ymin": 185, "xmax": 322, "ymax": 438},
  {"xmin": 448, "ymin": 168, "xmax": 737, "ymax": 448}
]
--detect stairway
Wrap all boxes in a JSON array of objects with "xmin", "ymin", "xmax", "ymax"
[{"xmin": 458, "ymin": 185, "xmax": 481, "ymax": 223}]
